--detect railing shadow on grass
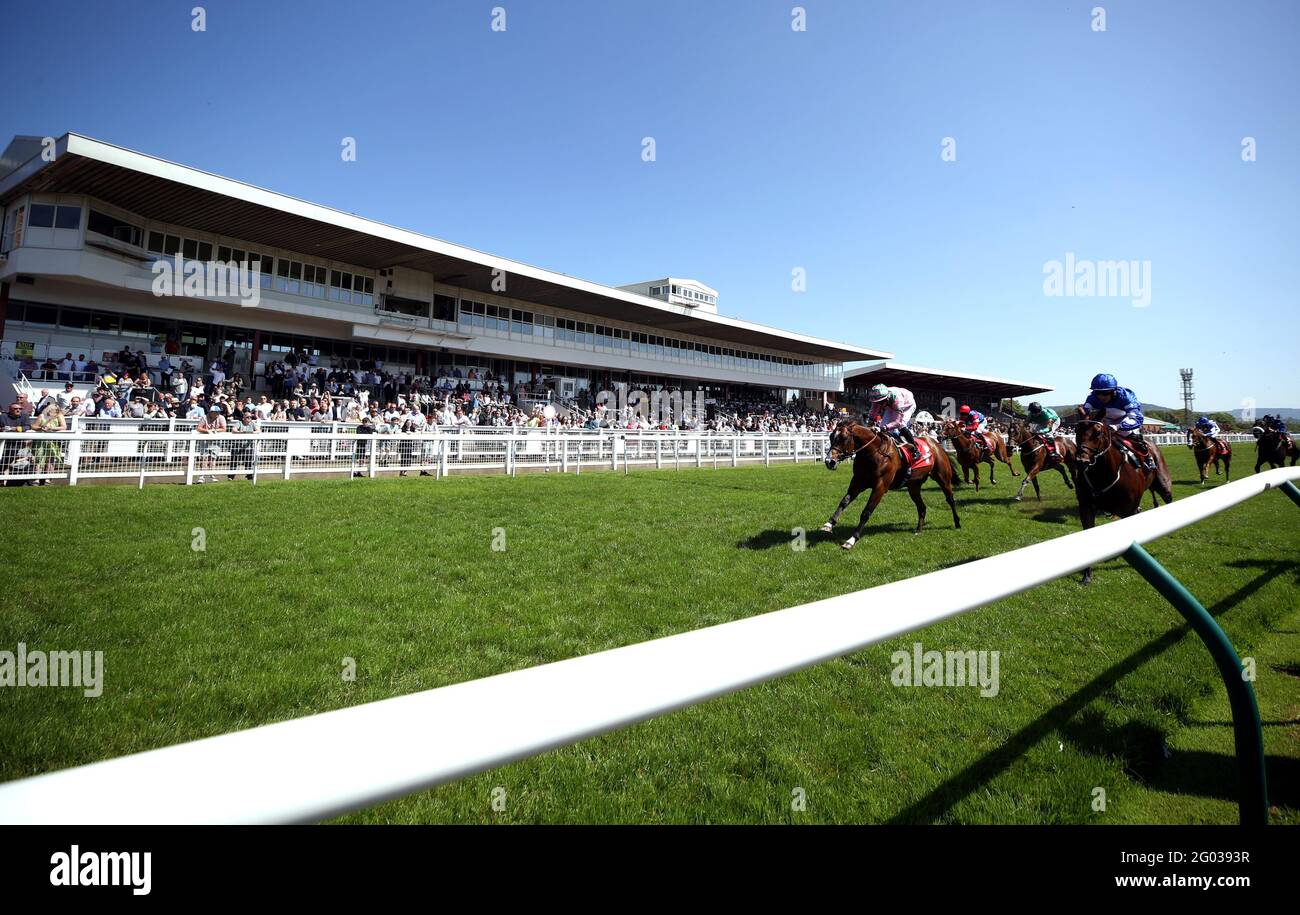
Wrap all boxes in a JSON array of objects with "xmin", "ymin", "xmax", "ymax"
[
  {"xmin": 886, "ymin": 557, "xmax": 1299, "ymax": 824},
  {"xmin": 737, "ymin": 524, "xmax": 917, "ymax": 550}
]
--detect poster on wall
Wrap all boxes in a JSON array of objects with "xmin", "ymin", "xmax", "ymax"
[{"xmin": 14, "ymin": 341, "xmax": 34, "ymax": 358}]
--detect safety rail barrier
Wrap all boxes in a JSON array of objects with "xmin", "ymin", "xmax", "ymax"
[
  {"xmin": 0, "ymin": 428, "xmax": 833, "ymax": 486},
  {"xmin": 0, "ymin": 467, "xmax": 1295, "ymax": 824}
]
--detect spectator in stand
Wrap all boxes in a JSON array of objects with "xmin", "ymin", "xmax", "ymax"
[
  {"xmin": 195, "ymin": 409, "xmax": 228, "ymax": 483},
  {"xmin": 32, "ymin": 404, "xmax": 67, "ymax": 485},
  {"xmin": 57, "ymin": 383, "xmax": 77, "ymax": 409},
  {"xmin": 57, "ymin": 353, "xmax": 74, "ymax": 381},
  {"xmin": 32, "ymin": 388, "xmax": 56, "ymax": 416}
]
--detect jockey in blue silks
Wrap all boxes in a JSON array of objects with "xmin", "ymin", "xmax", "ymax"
[
  {"xmin": 1195, "ymin": 415, "xmax": 1220, "ymax": 438},
  {"xmin": 1081, "ymin": 373, "xmax": 1156, "ymax": 470}
]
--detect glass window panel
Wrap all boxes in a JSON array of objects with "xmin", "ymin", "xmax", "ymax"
[{"xmin": 28, "ymin": 204, "xmax": 55, "ymax": 227}]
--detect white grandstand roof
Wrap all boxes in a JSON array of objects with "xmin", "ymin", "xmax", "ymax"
[{"xmin": 0, "ymin": 133, "xmax": 892, "ymax": 363}]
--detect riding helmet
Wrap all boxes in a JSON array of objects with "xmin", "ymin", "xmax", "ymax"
[
  {"xmin": 1028, "ymin": 401, "xmax": 1042, "ymax": 413},
  {"xmin": 1090, "ymin": 373, "xmax": 1118, "ymax": 392},
  {"xmin": 868, "ymin": 383, "xmax": 890, "ymax": 402},
  {"xmin": 959, "ymin": 404, "xmax": 971, "ymax": 414}
]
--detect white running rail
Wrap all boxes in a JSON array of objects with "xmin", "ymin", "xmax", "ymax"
[{"xmin": 0, "ymin": 467, "xmax": 1296, "ymax": 824}]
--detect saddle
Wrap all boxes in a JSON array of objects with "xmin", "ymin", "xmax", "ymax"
[
  {"xmin": 892, "ymin": 438, "xmax": 934, "ymax": 488},
  {"xmin": 1117, "ymin": 438, "xmax": 1147, "ymax": 469}
]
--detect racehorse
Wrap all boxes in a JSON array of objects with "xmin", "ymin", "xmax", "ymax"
[
  {"xmin": 1070, "ymin": 419, "xmax": 1174, "ymax": 585},
  {"xmin": 940, "ymin": 420, "xmax": 1019, "ymax": 491},
  {"xmin": 821, "ymin": 420, "xmax": 960, "ymax": 550},
  {"xmin": 1007, "ymin": 420, "xmax": 1075, "ymax": 501},
  {"xmin": 1186, "ymin": 427, "xmax": 1231, "ymax": 485},
  {"xmin": 1253, "ymin": 426, "xmax": 1299, "ymax": 472}
]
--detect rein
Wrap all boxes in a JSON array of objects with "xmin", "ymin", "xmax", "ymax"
[{"xmin": 1075, "ymin": 421, "xmax": 1126, "ymax": 495}]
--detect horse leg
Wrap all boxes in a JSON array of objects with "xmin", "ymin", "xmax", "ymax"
[
  {"xmin": 1003, "ymin": 445, "xmax": 1019, "ymax": 477},
  {"xmin": 931, "ymin": 453, "xmax": 961, "ymax": 529},
  {"xmin": 842, "ymin": 481, "xmax": 889, "ymax": 550},
  {"xmin": 985, "ymin": 455, "xmax": 996, "ymax": 485},
  {"xmin": 1013, "ymin": 467, "xmax": 1032, "ymax": 501},
  {"xmin": 1078, "ymin": 498, "xmax": 1097, "ymax": 585},
  {"xmin": 1055, "ymin": 460, "xmax": 1073, "ymax": 489},
  {"xmin": 1224, "ymin": 455, "xmax": 1231, "ymax": 482},
  {"xmin": 908, "ymin": 479, "xmax": 927, "ymax": 533},
  {"xmin": 822, "ymin": 477, "xmax": 865, "ymax": 532},
  {"xmin": 1032, "ymin": 473, "xmax": 1042, "ymax": 500}
]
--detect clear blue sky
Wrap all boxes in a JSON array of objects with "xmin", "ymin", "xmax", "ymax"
[{"xmin": 6, "ymin": 0, "xmax": 1297, "ymax": 409}]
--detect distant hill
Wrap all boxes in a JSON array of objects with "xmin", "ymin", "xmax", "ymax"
[{"xmin": 1049, "ymin": 403, "xmax": 1300, "ymax": 422}]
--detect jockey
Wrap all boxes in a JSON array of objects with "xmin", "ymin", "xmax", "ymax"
[
  {"xmin": 1194, "ymin": 415, "xmax": 1220, "ymax": 438},
  {"xmin": 958, "ymin": 404, "xmax": 988, "ymax": 435},
  {"xmin": 1027, "ymin": 402, "xmax": 1060, "ymax": 436},
  {"xmin": 867, "ymin": 383, "xmax": 921, "ymax": 482},
  {"xmin": 867, "ymin": 383, "xmax": 918, "ymax": 446},
  {"xmin": 958, "ymin": 404, "xmax": 989, "ymax": 454},
  {"xmin": 1026, "ymin": 402, "xmax": 1061, "ymax": 459},
  {"xmin": 1081, "ymin": 373, "xmax": 1155, "ymax": 470}
]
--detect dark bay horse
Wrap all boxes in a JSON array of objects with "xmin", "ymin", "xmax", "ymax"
[
  {"xmin": 821, "ymin": 420, "xmax": 960, "ymax": 549},
  {"xmin": 1070, "ymin": 420, "xmax": 1174, "ymax": 584},
  {"xmin": 1186, "ymin": 427, "xmax": 1231, "ymax": 485},
  {"xmin": 940, "ymin": 420, "xmax": 1018, "ymax": 491},
  {"xmin": 1008, "ymin": 420, "xmax": 1075, "ymax": 501},
  {"xmin": 1253, "ymin": 427, "xmax": 1299, "ymax": 472}
]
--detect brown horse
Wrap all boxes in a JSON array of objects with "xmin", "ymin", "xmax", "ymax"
[
  {"xmin": 940, "ymin": 420, "xmax": 1019, "ymax": 491},
  {"xmin": 1186, "ymin": 427, "xmax": 1231, "ymax": 485},
  {"xmin": 1253, "ymin": 427, "xmax": 1299, "ymax": 472},
  {"xmin": 1008, "ymin": 420, "xmax": 1075, "ymax": 501},
  {"xmin": 1070, "ymin": 420, "xmax": 1174, "ymax": 584},
  {"xmin": 821, "ymin": 420, "xmax": 960, "ymax": 549}
]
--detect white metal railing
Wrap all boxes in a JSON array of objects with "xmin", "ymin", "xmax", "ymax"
[
  {"xmin": 0, "ymin": 467, "xmax": 1294, "ymax": 823},
  {"xmin": 0, "ymin": 427, "xmax": 832, "ymax": 486}
]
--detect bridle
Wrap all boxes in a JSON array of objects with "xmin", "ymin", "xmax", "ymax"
[
  {"xmin": 1073, "ymin": 419, "xmax": 1123, "ymax": 494},
  {"xmin": 828, "ymin": 421, "xmax": 881, "ymax": 462}
]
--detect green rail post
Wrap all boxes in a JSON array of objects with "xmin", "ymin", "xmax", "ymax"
[
  {"xmin": 1279, "ymin": 480, "xmax": 1300, "ymax": 509},
  {"xmin": 1122, "ymin": 542, "xmax": 1268, "ymax": 826}
]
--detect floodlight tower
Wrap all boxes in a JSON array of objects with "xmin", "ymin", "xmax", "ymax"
[{"xmin": 1179, "ymin": 368, "xmax": 1194, "ymax": 427}]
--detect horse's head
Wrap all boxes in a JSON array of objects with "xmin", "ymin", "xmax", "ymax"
[
  {"xmin": 1072, "ymin": 420, "xmax": 1111, "ymax": 464},
  {"xmin": 939, "ymin": 419, "xmax": 959, "ymax": 439},
  {"xmin": 826, "ymin": 418, "xmax": 878, "ymax": 467},
  {"xmin": 825, "ymin": 419, "xmax": 862, "ymax": 470}
]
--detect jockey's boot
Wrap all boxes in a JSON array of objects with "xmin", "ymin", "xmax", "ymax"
[
  {"xmin": 1131, "ymin": 432, "xmax": 1157, "ymax": 471},
  {"xmin": 895, "ymin": 428, "xmax": 915, "ymax": 484}
]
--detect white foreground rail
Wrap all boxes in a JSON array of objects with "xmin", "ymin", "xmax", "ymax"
[{"xmin": 1, "ymin": 467, "xmax": 1296, "ymax": 824}]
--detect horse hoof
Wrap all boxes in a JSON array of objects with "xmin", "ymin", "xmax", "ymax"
[
  {"xmin": 1013, "ymin": 496, "xmax": 1022, "ymax": 502},
  {"xmin": 841, "ymin": 538, "xmax": 856, "ymax": 550},
  {"xmin": 819, "ymin": 523, "xmax": 834, "ymax": 533}
]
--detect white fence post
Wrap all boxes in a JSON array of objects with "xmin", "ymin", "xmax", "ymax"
[{"xmin": 67, "ymin": 436, "xmax": 81, "ymax": 486}]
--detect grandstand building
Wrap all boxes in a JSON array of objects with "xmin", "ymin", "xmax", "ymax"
[
  {"xmin": 0, "ymin": 133, "xmax": 894, "ymax": 406},
  {"xmin": 843, "ymin": 362, "xmax": 1052, "ymax": 419}
]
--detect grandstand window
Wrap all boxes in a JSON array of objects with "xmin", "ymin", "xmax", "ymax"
[
  {"xmin": 91, "ymin": 311, "xmax": 120, "ymax": 333},
  {"xmin": 87, "ymin": 210, "xmax": 143, "ymax": 246},
  {"xmin": 2, "ymin": 205, "xmax": 25, "ymax": 252},
  {"xmin": 433, "ymin": 294, "xmax": 457, "ymax": 322},
  {"xmin": 27, "ymin": 204, "xmax": 55, "ymax": 227},
  {"xmin": 23, "ymin": 303, "xmax": 57, "ymax": 327},
  {"xmin": 60, "ymin": 306, "xmax": 91, "ymax": 331},
  {"xmin": 121, "ymin": 315, "xmax": 151, "ymax": 338}
]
